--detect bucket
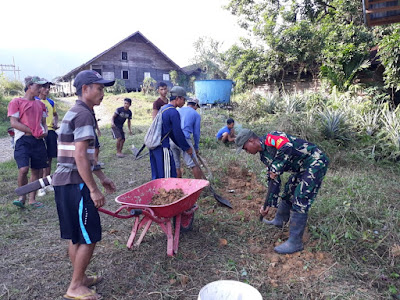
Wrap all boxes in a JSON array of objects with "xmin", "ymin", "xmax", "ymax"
[{"xmin": 198, "ymin": 280, "xmax": 262, "ymax": 300}]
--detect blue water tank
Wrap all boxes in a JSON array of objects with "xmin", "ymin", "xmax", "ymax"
[{"xmin": 194, "ymin": 80, "xmax": 233, "ymax": 105}]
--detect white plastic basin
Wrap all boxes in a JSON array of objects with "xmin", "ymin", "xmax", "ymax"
[{"xmin": 198, "ymin": 280, "xmax": 262, "ymax": 300}]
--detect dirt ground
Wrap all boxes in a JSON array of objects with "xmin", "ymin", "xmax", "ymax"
[
  {"xmin": 0, "ymin": 136, "xmax": 13, "ymax": 163},
  {"xmin": 212, "ymin": 163, "xmax": 335, "ymax": 289}
]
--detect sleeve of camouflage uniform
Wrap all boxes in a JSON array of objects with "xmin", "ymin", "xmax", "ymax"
[{"xmin": 264, "ymin": 132, "xmax": 292, "ymax": 175}]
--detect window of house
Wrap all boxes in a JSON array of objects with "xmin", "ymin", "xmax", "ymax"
[
  {"xmin": 122, "ymin": 51, "xmax": 128, "ymax": 61},
  {"xmin": 122, "ymin": 70, "xmax": 129, "ymax": 80},
  {"xmin": 92, "ymin": 68, "xmax": 102, "ymax": 75},
  {"xmin": 144, "ymin": 72, "xmax": 151, "ymax": 79},
  {"xmin": 163, "ymin": 73, "xmax": 170, "ymax": 81}
]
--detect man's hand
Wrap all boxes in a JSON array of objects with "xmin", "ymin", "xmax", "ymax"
[
  {"xmin": 101, "ymin": 177, "xmax": 116, "ymax": 194},
  {"xmin": 195, "ymin": 149, "xmax": 199, "ymax": 155},
  {"xmin": 90, "ymin": 188, "xmax": 105, "ymax": 208},
  {"xmin": 129, "ymin": 131, "xmax": 133, "ymax": 135},
  {"xmin": 186, "ymin": 147, "xmax": 193, "ymax": 155},
  {"xmin": 269, "ymin": 171, "xmax": 278, "ymax": 180},
  {"xmin": 259, "ymin": 205, "xmax": 270, "ymax": 217}
]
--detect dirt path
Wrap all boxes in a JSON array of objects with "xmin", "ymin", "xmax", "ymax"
[{"xmin": 0, "ymin": 136, "xmax": 13, "ymax": 163}]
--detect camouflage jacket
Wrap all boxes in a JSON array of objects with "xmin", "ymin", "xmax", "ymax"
[{"xmin": 259, "ymin": 131, "xmax": 328, "ymax": 206}]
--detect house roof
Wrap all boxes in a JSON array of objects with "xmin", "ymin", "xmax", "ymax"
[{"xmin": 59, "ymin": 31, "xmax": 184, "ymax": 81}]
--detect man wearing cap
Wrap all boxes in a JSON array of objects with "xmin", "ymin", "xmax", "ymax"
[
  {"xmin": 149, "ymin": 85, "xmax": 192, "ymax": 179},
  {"xmin": 8, "ymin": 76, "xmax": 48, "ymax": 208},
  {"xmin": 35, "ymin": 79, "xmax": 58, "ymax": 196},
  {"xmin": 236, "ymin": 129, "xmax": 329, "ymax": 254},
  {"xmin": 170, "ymin": 98, "xmax": 202, "ymax": 179},
  {"xmin": 52, "ymin": 70, "xmax": 116, "ymax": 300}
]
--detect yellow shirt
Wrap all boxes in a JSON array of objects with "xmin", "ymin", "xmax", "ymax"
[{"xmin": 41, "ymin": 98, "xmax": 57, "ymax": 130}]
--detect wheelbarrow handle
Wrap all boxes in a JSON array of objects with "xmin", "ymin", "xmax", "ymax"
[{"xmin": 98, "ymin": 207, "xmax": 142, "ymax": 219}]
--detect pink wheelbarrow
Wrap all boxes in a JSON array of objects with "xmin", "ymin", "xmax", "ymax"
[{"xmin": 99, "ymin": 178, "xmax": 209, "ymax": 256}]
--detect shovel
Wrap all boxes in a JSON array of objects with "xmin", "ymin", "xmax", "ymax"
[
  {"xmin": 192, "ymin": 153, "xmax": 233, "ymax": 209},
  {"xmin": 131, "ymin": 144, "xmax": 146, "ymax": 159}
]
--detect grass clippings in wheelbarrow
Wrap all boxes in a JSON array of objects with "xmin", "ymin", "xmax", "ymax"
[{"xmin": 151, "ymin": 188, "xmax": 186, "ymax": 205}]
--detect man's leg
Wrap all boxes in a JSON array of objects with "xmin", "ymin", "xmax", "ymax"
[
  {"xmin": 120, "ymin": 139, "xmax": 125, "ymax": 152},
  {"xmin": 66, "ymin": 241, "xmax": 100, "ymax": 299},
  {"xmin": 29, "ymin": 168, "xmax": 41, "ymax": 204},
  {"xmin": 116, "ymin": 138, "xmax": 122, "ymax": 154},
  {"xmin": 17, "ymin": 166, "xmax": 29, "ymax": 203}
]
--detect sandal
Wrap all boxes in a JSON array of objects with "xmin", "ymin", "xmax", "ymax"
[
  {"xmin": 28, "ymin": 202, "xmax": 44, "ymax": 209},
  {"xmin": 86, "ymin": 275, "xmax": 103, "ymax": 287},
  {"xmin": 13, "ymin": 199, "xmax": 25, "ymax": 208}
]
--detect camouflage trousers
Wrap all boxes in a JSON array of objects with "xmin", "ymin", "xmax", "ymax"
[{"xmin": 281, "ymin": 156, "xmax": 329, "ymax": 214}]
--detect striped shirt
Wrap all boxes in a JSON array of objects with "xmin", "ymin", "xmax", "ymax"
[{"xmin": 52, "ymin": 100, "xmax": 96, "ymax": 186}]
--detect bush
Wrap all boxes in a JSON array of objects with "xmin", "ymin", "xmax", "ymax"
[
  {"xmin": 0, "ymin": 75, "xmax": 23, "ymax": 96},
  {"xmin": 141, "ymin": 77, "xmax": 157, "ymax": 95},
  {"xmin": 105, "ymin": 79, "xmax": 127, "ymax": 94}
]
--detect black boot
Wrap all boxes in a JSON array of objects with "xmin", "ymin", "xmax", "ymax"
[
  {"xmin": 274, "ymin": 211, "xmax": 308, "ymax": 254},
  {"xmin": 263, "ymin": 200, "xmax": 291, "ymax": 228}
]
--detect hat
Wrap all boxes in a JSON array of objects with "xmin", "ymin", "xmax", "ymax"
[
  {"xmin": 41, "ymin": 78, "xmax": 54, "ymax": 85},
  {"xmin": 73, "ymin": 70, "xmax": 115, "ymax": 92},
  {"xmin": 170, "ymin": 86, "xmax": 187, "ymax": 100},
  {"xmin": 235, "ymin": 128, "xmax": 255, "ymax": 153},
  {"xmin": 187, "ymin": 97, "xmax": 200, "ymax": 107},
  {"xmin": 24, "ymin": 76, "xmax": 48, "ymax": 86}
]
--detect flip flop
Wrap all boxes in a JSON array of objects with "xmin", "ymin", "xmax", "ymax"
[
  {"xmin": 63, "ymin": 290, "xmax": 102, "ymax": 300},
  {"xmin": 13, "ymin": 199, "xmax": 25, "ymax": 208},
  {"xmin": 28, "ymin": 202, "xmax": 44, "ymax": 209},
  {"xmin": 116, "ymin": 153, "xmax": 125, "ymax": 158},
  {"xmin": 87, "ymin": 275, "xmax": 103, "ymax": 287}
]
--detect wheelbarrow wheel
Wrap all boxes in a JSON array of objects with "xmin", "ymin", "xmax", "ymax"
[{"xmin": 174, "ymin": 212, "xmax": 194, "ymax": 233}]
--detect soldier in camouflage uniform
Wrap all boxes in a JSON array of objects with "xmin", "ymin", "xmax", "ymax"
[{"xmin": 236, "ymin": 129, "xmax": 329, "ymax": 254}]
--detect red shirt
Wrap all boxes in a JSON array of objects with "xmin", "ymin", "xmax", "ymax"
[
  {"xmin": 7, "ymin": 97, "xmax": 47, "ymax": 140},
  {"xmin": 152, "ymin": 97, "xmax": 168, "ymax": 111}
]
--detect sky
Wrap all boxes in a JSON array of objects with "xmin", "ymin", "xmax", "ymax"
[{"xmin": 0, "ymin": 0, "xmax": 247, "ymax": 82}]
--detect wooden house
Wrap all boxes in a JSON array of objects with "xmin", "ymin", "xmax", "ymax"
[
  {"xmin": 363, "ymin": 0, "xmax": 400, "ymax": 26},
  {"xmin": 57, "ymin": 31, "xmax": 185, "ymax": 95}
]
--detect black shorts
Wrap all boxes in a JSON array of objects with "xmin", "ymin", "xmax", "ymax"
[
  {"xmin": 14, "ymin": 135, "xmax": 48, "ymax": 169},
  {"xmin": 54, "ymin": 184, "xmax": 101, "ymax": 244},
  {"xmin": 45, "ymin": 130, "xmax": 58, "ymax": 158},
  {"xmin": 111, "ymin": 126, "xmax": 125, "ymax": 140}
]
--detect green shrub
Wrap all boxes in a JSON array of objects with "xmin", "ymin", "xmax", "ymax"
[
  {"xmin": 105, "ymin": 79, "xmax": 127, "ymax": 94},
  {"xmin": 0, "ymin": 75, "xmax": 23, "ymax": 96},
  {"xmin": 141, "ymin": 77, "xmax": 157, "ymax": 95}
]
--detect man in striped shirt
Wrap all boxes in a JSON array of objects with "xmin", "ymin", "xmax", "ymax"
[{"xmin": 52, "ymin": 70, "xmax": 115, "ymax": 300}]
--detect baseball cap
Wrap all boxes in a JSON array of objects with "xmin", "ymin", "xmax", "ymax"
[
  {"xmin": 41, "ymin": 78, "xmax": 54, "ymax": 85},
  {"xmin": 73, "ymin": 70, "xmax": 115, "ymax": 93},
  {"xmin": 170, "ymin": 86, "xmax": 187, "ymax": 100},
  {"xmin": 25, "ymin": 76, "xmax": 48, "ymax": 86},
  {"xmin": 187, "ymin": 97, "xmax": 200, "ymax": 108},
  {"xmin": 235, "ymin": 128, "xmax": 255, "ymax": 153}
]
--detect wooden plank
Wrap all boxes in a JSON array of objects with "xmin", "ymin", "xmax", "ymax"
[
  {"xmin": 368, "ymin": 0, "xmax": 400, "ymax": 5},
  {"xmin": 369, "ymin": 14, "xmax": 400, "ymax": 25},
  {"xmin": 366, "ymin": 5, "xmax": 400, "ymax": 13}
]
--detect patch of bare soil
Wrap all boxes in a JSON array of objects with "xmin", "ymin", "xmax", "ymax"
[
  {"xmin": 151, "ymin": 188, "xmax": 186, "ymax": 205},
  {"xmin": 207, "ymin": 163, "xmax": 336, "ymax": 287}
]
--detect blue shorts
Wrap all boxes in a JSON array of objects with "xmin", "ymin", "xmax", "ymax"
[
  {"xmin": 45, "ymin": 130, "xmax": 58, "ymax": 158},
  {"xmin": 14, "ymin": 135, "xmax": 48, "ymax": 169},
  {"xmin": 54, "ymin": 184, "xmax": 101, "ymax": 244}
]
